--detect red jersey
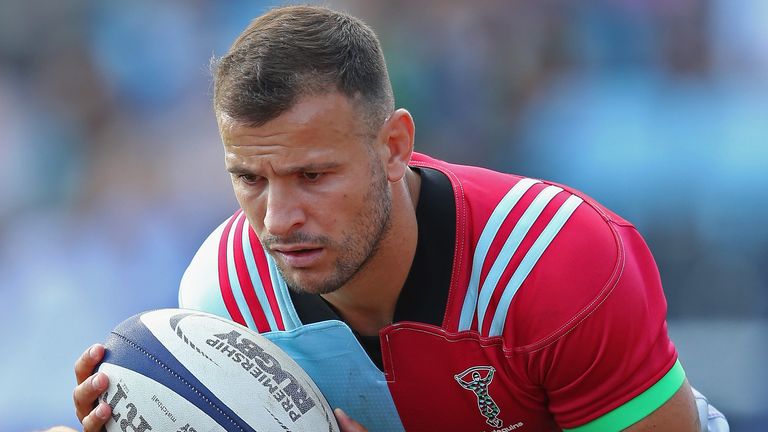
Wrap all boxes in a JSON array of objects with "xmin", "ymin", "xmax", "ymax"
[{"xmin": 381, "ymin": 153, "xmax": 682, "ymax": 431}]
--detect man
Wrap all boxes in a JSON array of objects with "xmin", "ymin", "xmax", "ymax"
[{"xmin": 73, "ymin": 5, "xmax": 728, "ymax": 431}]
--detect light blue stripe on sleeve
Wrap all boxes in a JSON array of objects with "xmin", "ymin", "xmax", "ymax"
[
  {"xmin": 458, "ymin": 178, "xmax": 540, "ymax": 331},
  {"xmin": 226, "ymin": 213, "xmax": 258, "ymax": 331},
  {"xmin": 240, "ymin": 224, "xmax": 280, "ymax": 331},
  {"xmin": 476, "ymin": 185, "xmax": 563, "ymax": 332},
  {"xmin": 266, "ymin": 254, "xmax": 302, "ymax": 330},
  {"xmin": 487, "ymin": 194, "xmax": 583, "ymax": 337}
]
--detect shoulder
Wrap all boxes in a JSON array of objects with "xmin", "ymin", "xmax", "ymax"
[
  {"xmin": 506, "ymin": 181, "xmax": 638, "ymax": 349},
  {"xmin": 501, "ymin": 179, "xmax": 668, "ymax": 351},
  {"xmin": 437, "ymin": 158, "xmax": 642, "ymax": 341},
  {"xmin": 430, "ymin": 156, "xmax": 666, "ymax": 349}
]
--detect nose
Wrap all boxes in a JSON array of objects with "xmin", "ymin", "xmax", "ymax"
[{"xmin": 262, "ymin": 185, "xmax": 306, "ymax": 237}]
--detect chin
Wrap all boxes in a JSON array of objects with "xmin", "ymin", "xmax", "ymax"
[
  {"xmin": 278, "ymin": 264, "xmax": 352, "ymax": 295},
  {"xmin": 285, "ymin": 277, "xmax": 343, "ymax": 296}
]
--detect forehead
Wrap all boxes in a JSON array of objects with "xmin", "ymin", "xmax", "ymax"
[
  {"xmin": 218, "ymin": 92, "xmax": 369, "ymax": 150},
  {"xmin": 218, "ymin": 93, "xmax": 376, "ymax": 174}
]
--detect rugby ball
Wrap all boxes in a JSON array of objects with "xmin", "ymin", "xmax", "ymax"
[{"xmin": 97, "ymin": 308, "xmax": 340, "ymax": 432}]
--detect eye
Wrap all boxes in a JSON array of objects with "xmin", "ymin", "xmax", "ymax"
[
  {"xmin": 238, "ymin": 174, "xmax": 263, "ymax": 185},
  {"xmin": 302, "ymin": 172, "xmax": 323, "ymax": 182}
]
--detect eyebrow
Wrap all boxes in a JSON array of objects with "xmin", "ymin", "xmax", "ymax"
[
  {"xmin": 226, "ymin": 166, "xmax": 257, "ymax": 175},
  {"xmin": 226, "ymin": 161, "xmax": 342, "ymax": 176}
]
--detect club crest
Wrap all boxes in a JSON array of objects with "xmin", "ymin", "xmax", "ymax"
[{"xmin": 454, "ymin": 366, "xmax": 503, "ymax": 428}]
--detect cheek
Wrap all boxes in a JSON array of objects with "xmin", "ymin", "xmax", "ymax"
[
  {"xmin": 231, "ymin": 181, "xmax": 249, "ymax": 206},
  {"xmin": 232, "ymin": 187, "xmax": 248, "ymax": 209},
  {"xmin": 301, "ymin": 190, "xmax": 354, "ymax": 228},
  {"xmin": 234, "ymin": 193, "xmax": 266, "ymax": 228}
]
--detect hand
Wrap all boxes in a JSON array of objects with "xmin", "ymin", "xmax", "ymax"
[
  {"xmin": 73, "ymin": 344, "xmax": 112, "ymax": 431},
  {"xmin": 334, "ymin": 408, "xmax": 368, "ymax": 432},
  {"xmin": 36, "ymin": 428, "xmax": 78, "ymax": 432}
]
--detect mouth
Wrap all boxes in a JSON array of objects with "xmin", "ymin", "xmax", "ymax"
[{"xmin": 271, "ymin": 246, "xmax": 324, "ymax": 268}]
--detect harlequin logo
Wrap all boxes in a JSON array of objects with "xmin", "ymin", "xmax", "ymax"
[{"xmin": 454, "ymin": 366, "xmax": 524, "ymax": 431}]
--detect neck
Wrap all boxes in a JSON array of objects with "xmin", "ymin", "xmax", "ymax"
[{"xmin": 321, "ymin": 168, "xmax": 421, "ymax": 336}]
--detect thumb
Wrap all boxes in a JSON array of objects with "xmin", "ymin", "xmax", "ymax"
[{"xmin": 334, "ymin": 408, "xmax": 368, "ymax": 432}]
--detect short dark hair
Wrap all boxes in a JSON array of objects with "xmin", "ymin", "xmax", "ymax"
[{"xmin": 212, "ymin": 5, "xmax": 394, "ymax": 131}]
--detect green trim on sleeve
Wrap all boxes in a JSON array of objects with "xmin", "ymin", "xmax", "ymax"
[{"xmin": 562, "ymin": 359, "xmax": 686, "ymax": 432}]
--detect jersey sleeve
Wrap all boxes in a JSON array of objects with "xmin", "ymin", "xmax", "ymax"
[
  {"xmin": 178, "ymin": 210, "xmax": 296, "ymax": 333},
  {"xmin": 511, "ymin": 202, "xmax": 683, "ymax": 430}
]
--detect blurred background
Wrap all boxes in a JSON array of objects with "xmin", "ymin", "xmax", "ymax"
[{"xmin": 1, "ymin": 0, "xmax": 765, "ymax": 430}]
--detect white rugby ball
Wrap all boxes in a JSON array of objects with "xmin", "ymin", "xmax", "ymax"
[{"xmin": 97, "ymin": 308, "xmax": 340, "ymax": 432}]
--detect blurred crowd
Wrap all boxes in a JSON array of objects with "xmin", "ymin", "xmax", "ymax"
[{"xmin": 1, "ymin": 0, "xmax": 766, "ymax": 430}]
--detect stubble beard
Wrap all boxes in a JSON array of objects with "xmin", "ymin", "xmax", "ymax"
[{"xmin": 273, "ymin": 163, "xmax": 392, "ymax": 295}]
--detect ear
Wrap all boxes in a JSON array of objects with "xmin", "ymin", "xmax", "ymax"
[{"xmin": 378, "ymin": 109, "xmax": 415, "ymax": 182}]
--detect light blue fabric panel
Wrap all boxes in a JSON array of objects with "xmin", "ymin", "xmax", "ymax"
[{"xmin": 265, "ymin": 321, "xmax": 405, "ymax": 432}]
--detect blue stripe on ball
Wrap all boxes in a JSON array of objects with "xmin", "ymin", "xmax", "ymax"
[{"xmin": 102, "ymin": 312, "xmax": 257, "ymax": 432}]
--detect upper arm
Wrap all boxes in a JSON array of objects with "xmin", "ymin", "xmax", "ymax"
[
  {"xmin": 624, "ymin": 379, "xmax": 699, "ymax": 431},
  {"xmin": 510, "ymin": 204, "xmax": 686, "ymax": 430}
]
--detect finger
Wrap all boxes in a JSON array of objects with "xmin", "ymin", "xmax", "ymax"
[
  {"xmin": 75, "ymin": 344, "xmax": 105, "ymax": 384},
  {"xmin": 81, "ymin": 401, "xmax": 111, "ymax": 432},
  {"xmin": 334, "ymin": 408, "xmax": 368, "ymax": 432},
  {"xmin": 74, "ymin": 372, "xmax": 109, "ymax": 422}
]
